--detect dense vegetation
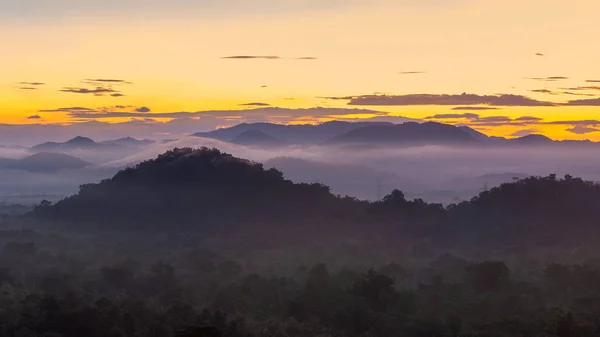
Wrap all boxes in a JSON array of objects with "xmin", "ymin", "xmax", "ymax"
[
  {"xmin": 1, "ymin": 229, "xmax": 600, "ymax": 337},
  {"xmin": 5, "ymin": 147, "xmax": 600, "ymax": 336},
  {"xmin": 31, "ymin": 148, "xmax": 600, "ymax": 248}
]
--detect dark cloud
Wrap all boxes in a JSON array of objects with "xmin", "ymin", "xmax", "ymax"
[
  {"xmin": 510, "ymin": 129, "xmax": 540, "ymax": 137},
  {"xmin": 531, "ymin": 89, "xmax": 554, "ymax": 94},
  {"xmin": 526, "ymin": 76, "xmax": 569, "ymax": 82},
  {"xmin": 560, "ymin": 86, "xmax": 600, "ymax": 91},
  {"xmin": 60, "ymin": 86, "xmax": 120, "ymax": 96},
  {"xmin": 586, "ymin": 80, "xmax": 600, "ymax": 83},
  {"xmin": 20, "ymin": 82, "xmax": 45, "ymax": 86},
  {"xmin": 428, "ymin": 113, "xmax": 546, "ymax": 127},
  {"xmin": 565, "ymin": 97, "xmax": 600, "ymax": 106},
  {"xmin": 111, "ymin": 93, "xmax": 125, "ymax": 97},
  {"xmin": 27, "ymin": 115, "xmax": 42, "ymax": 119},
  {"xmin": 426, "ymin": 113, "xmax": 480, "ymax": 120},
  {"xmin": 39, "ymin": 107, "xmax": 98, "ymax": 113},
  {"xmin": 545, "ymin": 120, "xmax": 600, "ymax": 126},
  {"xmin": 84, "ymin": 79, "xmax": 131, "ymax": 84},
  {"xmin": 562, "ymin": 92, "xmax": 595, "ymax": 97},
  {"xmin": 222, "ymin": 56, "xmax": 282, "ymax": 60},
  {"xmin": 566, "ymin": 125, "xmax": 600, "ymax": 135},
  {"xmin": 535, "ymin": 53, "xmax": 544, "ymax": 56},
  {"xmin": 222, "ymin": 56, "xmax": 317, "ymax": 60},
  {"xmin": 398, "ymin": 71, "xmax": 427, "ymax": 75},
  {"xmin": 134, "ymin": 106, "xmax": 151, "ymax": 113},
  {"xmin": 325, "ymin": 93, "xmax": 555, "ymax": 107},
  {"xmin": 261, "ymin": 85, "xmax": 268, "ymax": 88},
  {"xmin": 452, "ymin": 106, "xmax": 499, "ymax": 111},
  {"xmin": 515, "ymin": 116, "xmax": 543, "ymax": 122},
  {"xmin": 475, "ymin": 116, "xmax": 512, "ymax": 123},
  {"xmin": 18, "ymin": 87, "xmax": 39, "ymax": 90},
  {"xmin": 239, "ymin": 102, "xmax": 271, "ymax": 107}
]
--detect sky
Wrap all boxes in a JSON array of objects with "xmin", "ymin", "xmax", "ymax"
[{"xmin": 2, "ymin": 0, "xmax": 600, "ymax": 142}]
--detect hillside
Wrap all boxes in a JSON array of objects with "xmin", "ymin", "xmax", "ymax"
[
  {"xmin": 193, "ymin": 121, "xmax": 395, "ymax": 144},
  {"xmin": 231, "ymin": 130, "xmax": 287, "ymax": 147},
  {"xmin": 328, "ymin": 122, "xmax": 477, "ymax": 145},
  {"xmin": 30, "ymin": 148, "xmax": 600, "ymax": 248},
  {"xmin": 35, "ymin": 148, "xmax": 351, "ymax": 228},
  {"xmin": 265, "ymin": 157, "xmax": 422, "ymax": 200},
  {"xmin": 31, "ymin": 136, "xmax": 121, "ymax": 152},
  {"xmin": 0, "ymin": 152, "xmax": 91, "ymax": 172}
]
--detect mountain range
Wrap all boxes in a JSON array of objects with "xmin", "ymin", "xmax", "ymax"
[
  {"xmin": 0, "ymin": 152, "xmax": 91, "ymax": 173},
  {"xmin": 193, "ymin": 121, "xmax": 594, "ymax": 147},
  {"xmin": 31, "ymin": 136, "xmax": 155, "ymax": 152}
]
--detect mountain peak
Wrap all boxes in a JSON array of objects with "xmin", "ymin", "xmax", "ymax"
[{"xmin": 66, "ymin": 136, "xmax": 96, "ymax": 144}]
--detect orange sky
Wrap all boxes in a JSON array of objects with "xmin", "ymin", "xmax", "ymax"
[{"xmin": 2, "ymin": 0, "xmax": 600, "ymax": 140}]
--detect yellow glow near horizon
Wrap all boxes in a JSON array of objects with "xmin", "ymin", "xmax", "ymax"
[{"xmin": 1, "ymin": 0, "xmax": 600, "ymax": 139}]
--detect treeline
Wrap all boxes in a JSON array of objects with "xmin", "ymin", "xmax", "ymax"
[
  {"xmin": 30, "ymin": 148, "xmax": 600, "ymax": 249},
  {"xmin": 1, "ymin": 234, "xmax": 600, "ymax": 337}
]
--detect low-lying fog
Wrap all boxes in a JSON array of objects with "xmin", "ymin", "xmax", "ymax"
[{"xmin": 2, "ymin": 137, "xmax": 599, "ymax": 206}]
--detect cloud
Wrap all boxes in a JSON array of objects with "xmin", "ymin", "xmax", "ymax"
[
  {"xmin": 515, "ymin": 116, "xmax": 543, "ymax": 122},
  {"xmin": 399, "ymin": 71, "xmax": 427, "ymax": 75},
  {"xmin": 39, "ymin": 107, "xmax": 98, "ymax": 113},
  {"xmin": 261, "ymin": 85, "xmax": 268, "ymax": 88},
  {"xmin": 221, "ymin": 55, "xmax": 317, "ymax": 60},
  {"xmin": 565, "ymin": 97, "xmax": 600, "ymax": 106},
  {"xmin": 586, "ymin": 80, "xmax": 600, "ymax": 83},
  {"xmin": 134, "ymin": 106, "xmax": 151, "ymax": 113},
  {"xmin": 325, "ymin": 93, "xmax": 556, "ymax": 107},
  {"xmin": 27, "ymin": 115, "xmax": 41, "ymax": 119},
  {"xmin": 510, "ymin": 129, "xmax": 540, "ymax": 137},
  {"xmin": 84, "ymin": 79, "xmax": 131, "ymax": 84},
  {"xmin": 545, "ymin": 120, "xmax": 600, "ymax": 126},
  {"xmin": 20, "ymin": 82, "xmax": 45, "ymax": 86},
  {"xmin": 452, "ymin": 106, "xmax": 499, "ymax": 111},
  {"xmin": 562, "ymin": 92, "xmax": 595, "ymax": 97},
  {"xmin": 531, "ymin": 89, "xmax": 554, "ymax": 94},
  {"xmin": 426, "ymin": 113, "xmax": 480, "ymax": 120},
  {"xmin": 526, "ymin": 76, "xmax": 569, "ymax": 82},
  {"xmin": 222, "ymin": 56, "xmax": 281, "ymax": 60},
  {"xmin": 18, "ymin": 87, "xmax": 39, "ymax": 90},
  {"xmin": 560, "ymin": 86, "xmax": 600, "ymax": 91},
  {"xmin": 111, "ymin": 93, "xmax": 125, "ymax": 97},
  {"xmin": 535, "ymin": 53, "xmax": 544, "ymax": 56},
  {"xmin": 239, "ymin": 102, "xmax": 271, "ymax": 107},
  {"xmin": 60, "ymin": 86, "xmax": 120, "ymax": 96},
  {"xmin": 566, "ymin": 125, "xmax": 600, "ymax": 135}
]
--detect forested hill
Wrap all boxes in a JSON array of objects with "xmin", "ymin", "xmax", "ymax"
[
  {"xmin": 31, "ymin": 148, "xmax": 600, "ymax": 247},
  {"xmin": 33, "ymin": 148, "xmax": 354, "ymax": 229}
]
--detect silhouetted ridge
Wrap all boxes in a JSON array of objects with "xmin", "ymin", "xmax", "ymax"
[
  {"xmin": 231, "ymin": 130, "xmax": 285, "ymax": 147},
  {"xmin": 449, "ymin": 174, "xmax": 600, "ymax": 245},
  {"xmin": 36, "ymin": 148, "xmax": 342, "ymax": 228},
  {"xmin": 193, "ymin": 121, "xmax": 395, "ymax": 144},
  {"xmin": 0, "ymin": 152, "xmax": 91, "ymax": 172},
  {"xmin": 329, "ymin": 122, "xmax": 477, "ymax": 145}
]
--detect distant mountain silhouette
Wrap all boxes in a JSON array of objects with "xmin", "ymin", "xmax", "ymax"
[
  {"xmin": 328, "ymin": 122, "xmax": 477, "ymax": 145},
  {"xmin": 445, "ymin": 173, "xmax": 530, "ymax": 191},
  {"xmin": 100, "ymin": 137, "xmax": 155, "ymax": 147},
  {"xmin": 193, "ymin": 121, "xmax": 396, "ymax": 144},
  {"xmin": 31, "ymin": 136, "xmax": 120, "ymax": 152},
  {"xmin": 0, "ymin": 153, "xmax": 91, "ymax": 173},
  {"xmin": 265, "ymin": 157, "xmax": 422, "ymax": 200},
  {"xmin": 231, "ymin": 130, "xmax": 287, "ymax": 147},
  {"xmin": 449, "ymin": 174, "xmax": 600, "ymax": 246},
  {"xmin": 29, "ymin": 147, "xmax": 600, "ymax": 248},
  {"xmin": 510, "ymin": 134, "xmax": 554, "ymax": 145},
  {"xmin": 35, "ymin": 148, "xmax": 347, "ymax": 228}
]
